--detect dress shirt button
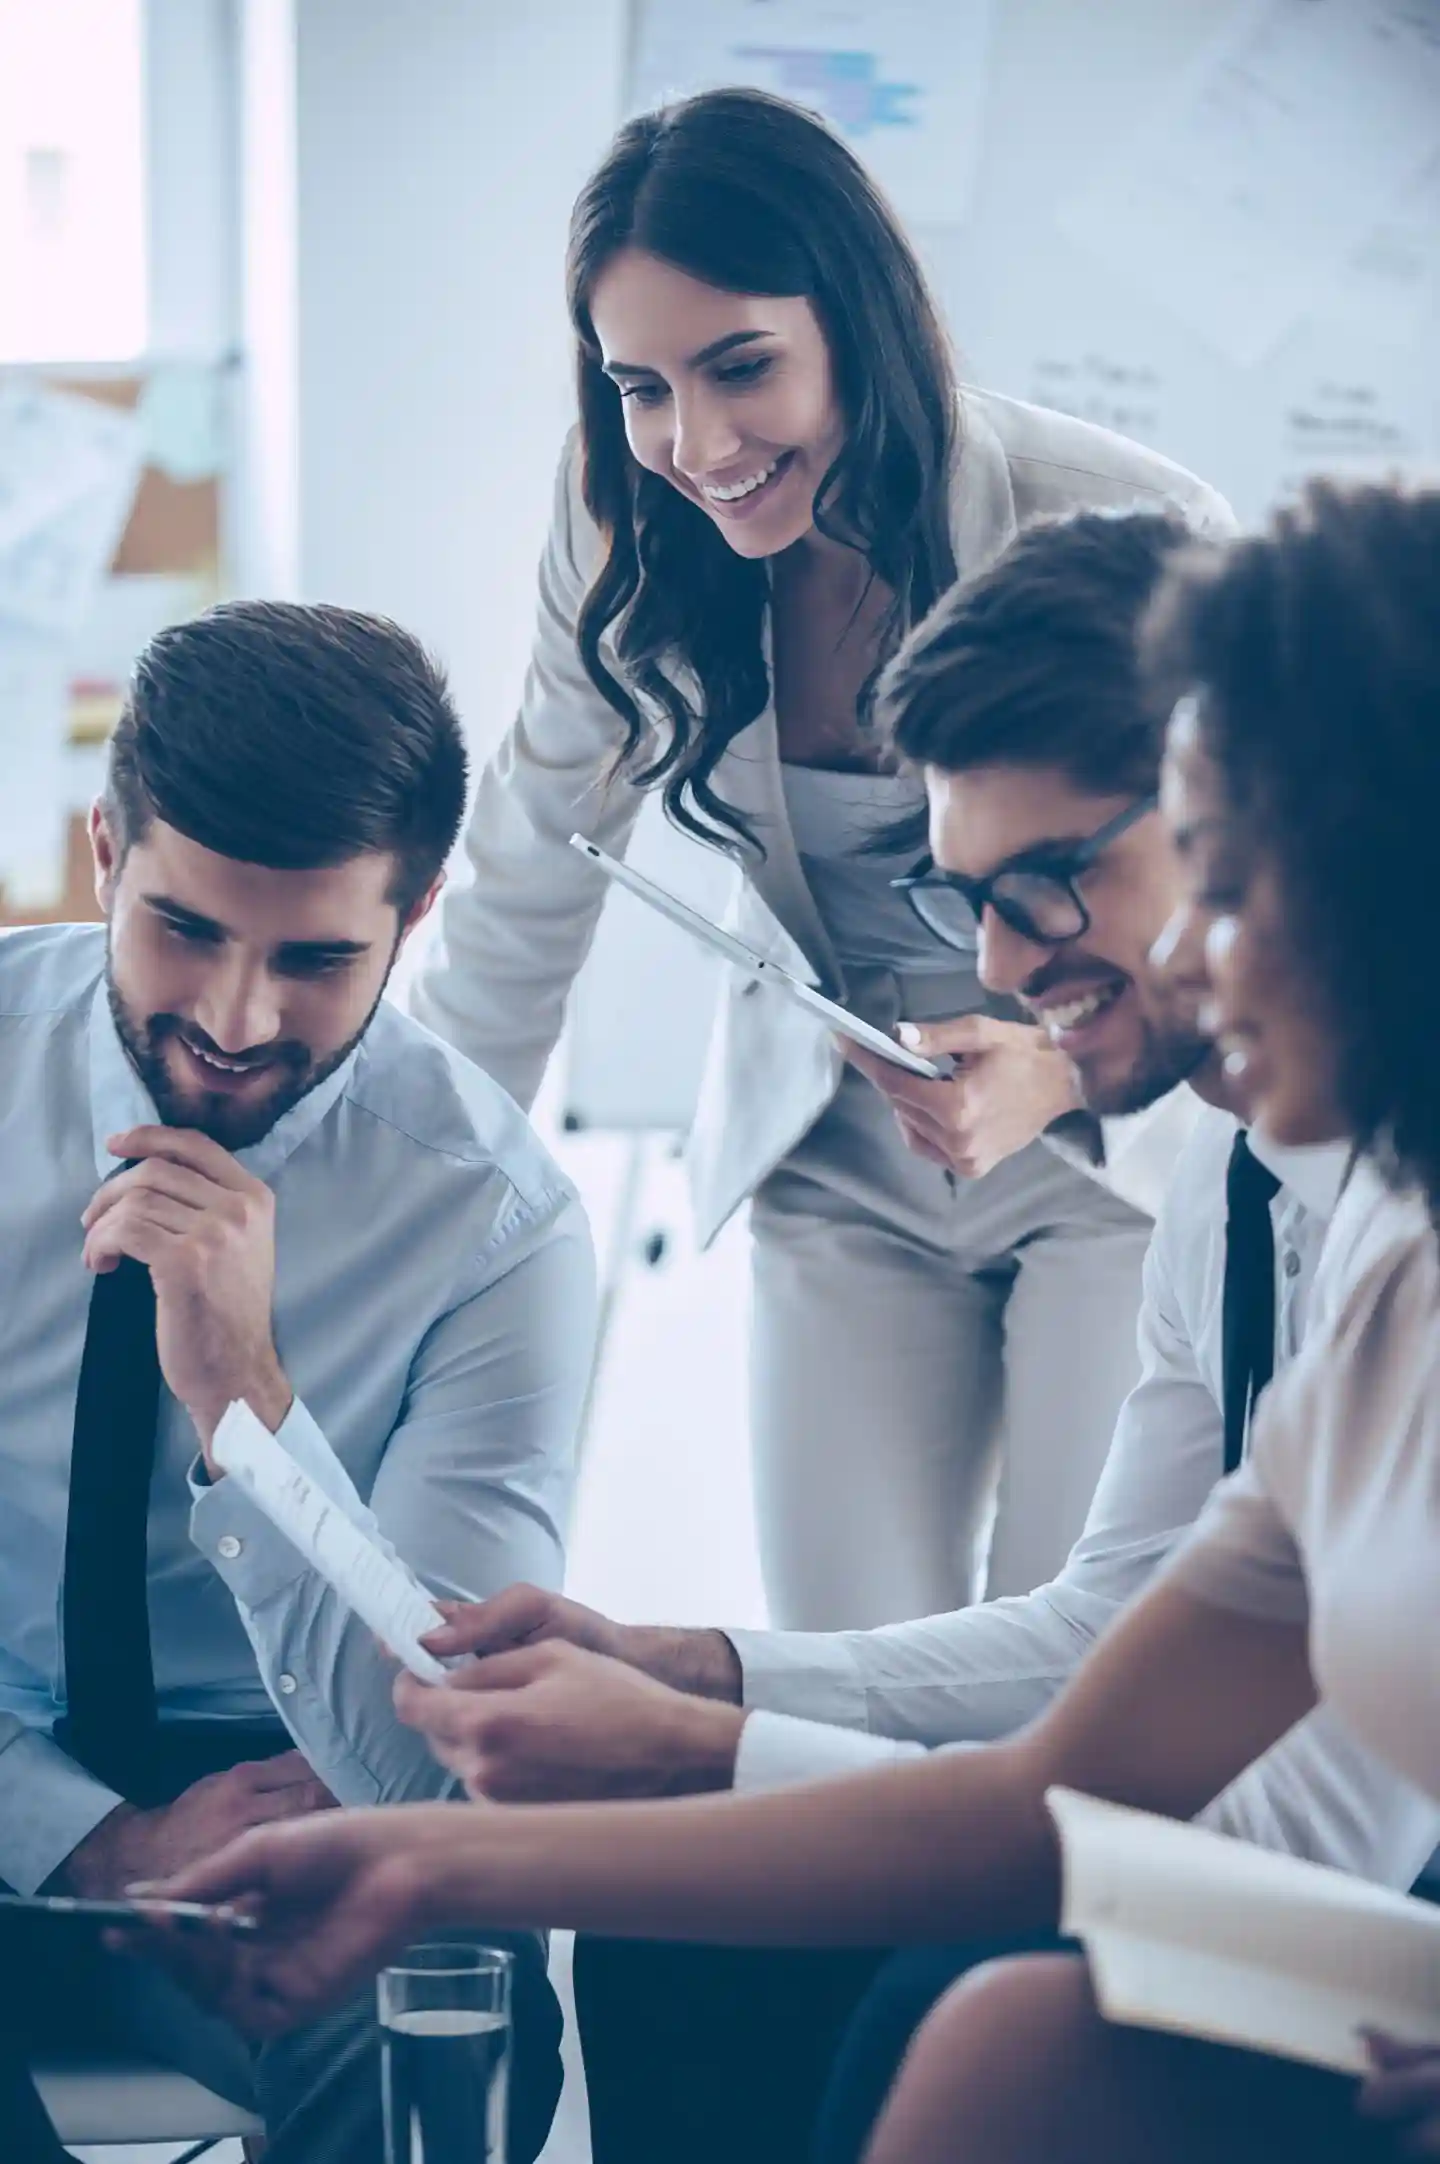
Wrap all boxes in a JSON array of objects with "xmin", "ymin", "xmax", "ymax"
[
  {"xmin": 217, "ymin": 1533, "xmax": 243, "ymax": 1560},
  {"xmin": 277, "ymin": 1672, "xmax": 298, "ymax": 1696},
  {"xmin": 1283, "ymin": 1250, "xmax": 1302, "ymax": 1279}
]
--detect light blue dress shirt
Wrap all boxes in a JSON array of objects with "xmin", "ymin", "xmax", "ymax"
[{"xmin": 0, "ymin": 923, "xmax": 596, "ymax": 1892}]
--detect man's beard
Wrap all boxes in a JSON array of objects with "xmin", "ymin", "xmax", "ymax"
[
  {"xmin": 1076, "ymin": 1015, "xmax": 1213, "ymax": 1119},
  {"xmin": 105, "ymin": 956, "xmax": 387, "ymax": 1152},
  {"xmin": 1019, "ymin": 947, "xmax": 1213, "ymax": 1123}
]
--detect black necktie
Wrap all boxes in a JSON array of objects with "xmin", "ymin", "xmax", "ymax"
[
  {"xmin": 57, "ymin": 1210, "xmax": 292, "ymax": 1808},
  {"xmin": 59, "ymin": 1251, "xmax": 165, "ymax": 1798},
  {"xmin": 1221, "ymin": 1130, "xmax": 1283, "ymax": 1475}
]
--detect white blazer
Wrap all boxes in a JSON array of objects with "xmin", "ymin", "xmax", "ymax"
[{"xmin": 415, "ymin": 387, "xmax": 1235, "ymax": 1245}]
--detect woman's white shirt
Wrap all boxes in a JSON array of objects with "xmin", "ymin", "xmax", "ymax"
[{"xmin": 1165, "ymin": 1161, "xmax": 1440, "ymax": 1807}]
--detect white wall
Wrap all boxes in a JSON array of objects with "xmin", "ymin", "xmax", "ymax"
[
  {"xmin": 287, "ymin": 0, "xmax": 627, "ymax": 752},
  {"xmin": 145, "ymin": 0, "xmax": 238, "ymax": 361}
]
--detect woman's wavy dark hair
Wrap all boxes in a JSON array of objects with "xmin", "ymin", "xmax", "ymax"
[
  {"xmin": 566, "ymin": 87, "xmax": 959, "ymax": 851},
  {"xmin": 1142, "ymin": 480, "xmax": 1440, "ymax": 1214}
]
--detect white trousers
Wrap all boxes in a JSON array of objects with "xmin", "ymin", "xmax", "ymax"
[{"xmin": 749, "ymin": 1063, "xmax": 1152, "ymax": 1630}]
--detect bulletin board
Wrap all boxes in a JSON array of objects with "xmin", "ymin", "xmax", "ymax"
[{"xmin": 0, "ymin": 361, "xmax": 228, "ymax": 925}]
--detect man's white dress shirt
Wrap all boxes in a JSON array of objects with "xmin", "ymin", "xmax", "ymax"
[{"xmin": 727, "ymin": 1100, "xmax": 1440, "ymax": 1890}]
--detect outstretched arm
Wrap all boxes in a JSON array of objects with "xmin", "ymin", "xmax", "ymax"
[{"xmin": 146, "ymin": 1578, "xmax": 1313, "ymax": 2035}]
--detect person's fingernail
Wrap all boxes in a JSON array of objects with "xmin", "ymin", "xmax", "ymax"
[{"xmin": 897, "ymin": 1024, "xmax": 921, "ymax": 1047}]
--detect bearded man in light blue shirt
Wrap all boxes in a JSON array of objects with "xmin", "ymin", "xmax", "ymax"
[{"xmin": 0, "ymin": 600, "xmax": 594, "ymax": 2162}]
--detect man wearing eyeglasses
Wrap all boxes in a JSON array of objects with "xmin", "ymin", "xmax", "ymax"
[
  {"xmin": 365, "ymin": 507, "xmax": 1439, "ymax": 2164},
  {"xmin": 873, "ymin": 792, "xmax": 1160, "ymax": 1164}
]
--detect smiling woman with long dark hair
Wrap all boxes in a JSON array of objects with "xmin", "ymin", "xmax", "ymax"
[
  {"xmin": 417, "ymin": 87, "xmax": 1232, "ymax": 1639},
  {"xmin": 566, "ymin": 91, "xmax": 960, "ymax": 850}
]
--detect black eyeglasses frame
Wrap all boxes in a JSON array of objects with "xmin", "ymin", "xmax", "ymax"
[{"xmin": 891, "ymin": 795, "xmax": 1159, "ymax": 952}]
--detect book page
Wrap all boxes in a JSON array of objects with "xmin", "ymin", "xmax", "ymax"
[
  {"xmin": 212, "ymin": 1400, "xmax": 449, "ymax": 1682},
  {"xmin": 1048, "ymin": 1787, "xmax": 1440, "ymax": 2075}
]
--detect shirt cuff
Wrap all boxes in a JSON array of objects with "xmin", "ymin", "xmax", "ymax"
[
  {"xmin": 735, "ymin": 1710, "xmax": 924, "ymax": 1794},
  {"xmin": 189, "ymin": 1396, "xmax": 338, "ymax": 1609},
  {"xmin": 727, "ymin": 1626, "xmax": 872, "ymax": 1730},
  {"xmin": 0, "ymin": 1723, "xmax": 124, "ymax": 1894}
]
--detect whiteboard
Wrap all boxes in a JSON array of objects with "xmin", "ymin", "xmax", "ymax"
[{"xmin": 561, "ymin": 0, "xmax": 1440, "ymax": 1134}]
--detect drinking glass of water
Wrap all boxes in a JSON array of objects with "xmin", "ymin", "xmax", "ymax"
[{"xmin": 379, "ymin": 1942, "xmax": 513, "ymax": 2164}]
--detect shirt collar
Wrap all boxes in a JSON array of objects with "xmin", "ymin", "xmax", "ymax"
[
  {"xmin": 1246, "ymin": 1127, "xmax": 1352, "ymax": 1225},
  {"xmin": 1095, "ymin": 1087, "xmax": 1206, "ymax": 1222},
  {"xmin": 87, "ymin": 980, "xmax": 360, "ymax": 1186}
]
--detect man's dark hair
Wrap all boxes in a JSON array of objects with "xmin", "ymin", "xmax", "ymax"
[
  {"xmin": 1142, "ymin": 479, "xmax": 1440, "ymax": 1216},
  {"xmin": 106, "ymin": 599, "xmax": 468, "ymax": 915},
  {"xmin": 877, "ymin": 507, "xmax": 1196, "ymax": 794}
]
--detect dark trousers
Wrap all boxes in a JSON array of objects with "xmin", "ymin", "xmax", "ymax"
[
  {"xmin": 574, "ymin": 1937, "xmax": 888, "ymax": 2164},
  {"xmin": 0, "ymin": 2030, "xmax": 66, "ymax": 2164},
  {"xmin": 573, "ymin": 1932, "xmax": 1065, "ymax": 2164},
  {"xmin": 814, "ymin": 1936, "xmax": 1070, "ymax": 2164}
]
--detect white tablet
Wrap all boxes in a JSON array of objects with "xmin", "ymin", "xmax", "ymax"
[
  {"xmin": 0, "ymin": 1892, "xmax": 260, "ymax": 1937},
  {"xmin": 570, "ymin": 834, "xmax": 951, "ymax": 1081}
]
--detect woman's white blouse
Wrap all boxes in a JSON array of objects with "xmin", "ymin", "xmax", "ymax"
[{"xmin": 1165, "ymin": 1160, "xmax": 1440, "ymax": 1805}]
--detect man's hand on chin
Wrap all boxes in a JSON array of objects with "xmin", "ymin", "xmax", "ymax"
[{"xmin": 82, "ymin": 1125, "xmax": 294, "ymax": 1470}]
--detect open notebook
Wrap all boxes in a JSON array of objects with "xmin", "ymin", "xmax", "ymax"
[{"xmin": 1048, "ymin": 1787, "xmax": 1440, "ymax": 2076}]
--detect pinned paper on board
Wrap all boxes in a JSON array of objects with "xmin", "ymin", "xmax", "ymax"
[
  {"xmin": 0, "ymin": 487, "xmax": 137, "ymax": 639},
  {"xmin": 0, "ymin": 384, "xmax": 140, "ymax": 911},
  {"xmin": 1024, "ymin": 350, "xmax": 1167, "ymax": 446},
  {"xmin": 0, "ymin": 369, "xmax": 228, "ymax": 925},
  {"xmin": 1058, "ymin": 0, "xmax": 1440, "ymax": 369},
  {"xmin": 629, "ymin": 0, "xmax": 996, "ymax": 226},
  {"xmin": 1316, "ymin": 151, "xmax": 1440, "ymax": 351},
  {"xmin": 138, "ymin": 364, "xmax": 225, "ymax": 485},
  {"xmin": 0, "ymin": 379, "xmax": 141, "ymax": 557},
  {"xmin": 0, "ymin": 623, "xmax": 71, "ymax": 911},
  {"xmin": 0, "ymin": 382, "xmax": 142, "ymax": 636},
  {"xmin": 1271, "ymin": 338, "xmax": 1440, "ymax": 502}
]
